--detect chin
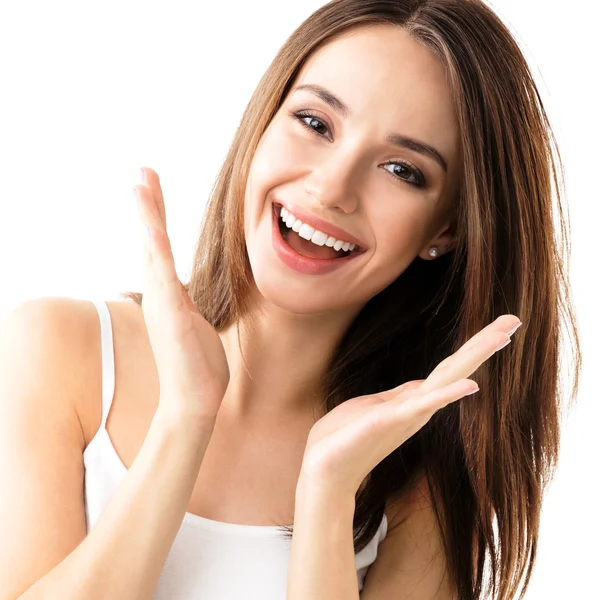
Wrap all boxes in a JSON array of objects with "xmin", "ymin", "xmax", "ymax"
[{"xmin": 249, "ymin": 267, "xmax": 349, "ymax": 316}]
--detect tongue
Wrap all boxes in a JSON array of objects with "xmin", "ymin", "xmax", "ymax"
[{"xmin": 286, "ymin": 229, "xmax": 344, "ymax": 259}]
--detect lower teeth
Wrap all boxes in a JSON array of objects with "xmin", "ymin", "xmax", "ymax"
[
  {"xmin": 284, "ymin": 229, "xmax": 349, "ymax": 258},
  {"xmin": 277, "ymin": 209, "xmax": 352, "ymax": 258}
]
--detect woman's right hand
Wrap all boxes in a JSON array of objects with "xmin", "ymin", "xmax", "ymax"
[{"xmin": 133, "ymin": 167, "xmax": 230, "ymax": 431}]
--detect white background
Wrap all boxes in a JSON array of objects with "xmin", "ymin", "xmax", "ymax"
[{"xmin": 0, "ymin": 1, "xmax": 597, "ymax": 596}]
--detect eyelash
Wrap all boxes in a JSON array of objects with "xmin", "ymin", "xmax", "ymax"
[{"xmin": 289, "ymin": 109, "xmax": 426, "ymax": 188}]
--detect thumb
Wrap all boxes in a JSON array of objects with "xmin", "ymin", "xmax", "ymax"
[{"xmin": 181, "ymin": 282, "xmax": 200, "ymax": 314}]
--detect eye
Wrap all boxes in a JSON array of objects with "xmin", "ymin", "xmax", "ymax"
[
  {"xmin": 381, "ymin": 161, "xmax": 426, "ymax": 187},
  {"xmin": 291, "ymin": 110, "xmax": 329, "ymax": 137},
  {"xmin": 289, "ymin": 109, "xmax": 427, "ymax": 188}
]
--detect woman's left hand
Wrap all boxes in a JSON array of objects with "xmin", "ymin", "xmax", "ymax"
[{"xmin": 298, "ymin": 314, "xmax": 522, "ymax": 499}]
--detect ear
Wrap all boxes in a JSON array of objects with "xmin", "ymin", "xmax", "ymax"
[{"xmin": 417, "ymin": 218, "xmax": 456, "ymax": 261}]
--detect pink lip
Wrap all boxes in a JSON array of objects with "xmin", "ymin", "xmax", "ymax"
[
  {"xmin": 271, "ymin": 204, "xmax": 363, "ymax": 275},
  {"xmin": 275, "ymin": 200, "xmax": 367, "ymax": 251}
]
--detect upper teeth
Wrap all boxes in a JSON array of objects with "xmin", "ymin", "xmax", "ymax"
[{"xmin": 280, "ymin": 207, "xmax": 357, "ymax": 252}]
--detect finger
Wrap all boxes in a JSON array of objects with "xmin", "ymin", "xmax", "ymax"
[
  {"xmin": 140, "ymin": 167, "xmax": 167, "ymax": 228},
  {"xmin": 423, "ymin": 314, "xmax": 520, "ymax": 382},
  {"xmin": 409, "ymin": 378, "xmax": 479, "ymax": 417},
  {"xmin": 432, "ymin": 327, "xmax": 507, "ymax": 376},
  {"xmin": 135, "ymin": 187, "xmax": 161, "ymax": 309},
  {"xmin": 134, "ymin": 187, "xmax": 185, "ymax": 317},
  {"xmin": 181, "ymin": 281, "xmax": 200, "ymax": 314},
  {"xmin": 383, "ymin": 378, "xmax": 424, "ymax": 402},
  {"xmin": 419, "ymin": 330, "xmax": 509, "ymax": 395},
  {"xmin": 146, "ymin": 223, "xmax": 186, "ymax": 315},
  {"xmin": 388, "ymin": 379, "xmax": 479, "ymax": 442},
  {"xmin": 134, "ymin": 183, "xmax": 166, "ymax": 245},
  {"xmin": 454, "ymin": 314, "xmax": 521, "ymax": 357}
]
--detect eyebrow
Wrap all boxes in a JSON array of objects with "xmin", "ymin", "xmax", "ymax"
[{"xmin": 292, "ymin": 83, "xmax": 448, "ymax": 173}]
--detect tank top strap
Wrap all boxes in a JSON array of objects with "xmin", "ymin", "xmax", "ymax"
[{"xmin": 90, "ymin": 300, "xmax": 116, "ymax": 429}]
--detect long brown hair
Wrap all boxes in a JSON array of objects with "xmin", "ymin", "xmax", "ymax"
[{"xmin": 123, "ymin": 1, "xmax": 582, "ymax": 598}]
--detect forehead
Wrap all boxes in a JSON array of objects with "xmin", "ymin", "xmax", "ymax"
[{"xmin": 292, "ymin": 24, "xmax": 459, "ymax": 172}]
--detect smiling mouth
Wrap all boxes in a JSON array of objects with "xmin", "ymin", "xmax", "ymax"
[{"xmin": 273, "ymin": 203, "xmax": 359, "ymax": 259}]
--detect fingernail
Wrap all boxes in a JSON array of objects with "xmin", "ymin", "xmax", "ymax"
[
  {"xmin": 139, "ymin": 168, "xmax": 146, "ymax": 185},
  {"xmin": 495, "ymin": 337, "xmax": 511, "ymax": 352},
  {"xmin": 507, "ymin": 321, "xmax": 522, "ymax": 337},
  {"xmin": 465, "ymin": 386, "xmax": 480, "ymax": 396}
]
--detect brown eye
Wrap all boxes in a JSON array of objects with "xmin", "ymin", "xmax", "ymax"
[
  {"xmin": 292, "ymin": 110, "xmax": 331, "ymax": 138},
  {"xmin": 382, "ymin": 161, "xmax": 426, "ymax": 187}
]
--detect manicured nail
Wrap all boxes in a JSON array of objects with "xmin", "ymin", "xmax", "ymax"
[
  {"xmin": 139, "ymin": 168, "xmax": 146, "ymax": 185},
  {"xmin": 465, "ymin": 386, "xmax": 480, "ymax": 396},
  {"xmin": 495, "ymin": 337, "xmax": 511, "ymax": 352},
  {"xmin": 507, "ymin": 321, "xmax": 522, "ymax": 337}
]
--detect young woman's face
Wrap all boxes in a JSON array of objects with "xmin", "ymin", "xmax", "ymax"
[{"xmin": 244, "ymin": 24, "xmax": 461, "ymax": 316}]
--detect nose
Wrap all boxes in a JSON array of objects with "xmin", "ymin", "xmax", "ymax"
[{"xmin": 303, "ymin": 153, "xmax": 360, "ymax": 214}]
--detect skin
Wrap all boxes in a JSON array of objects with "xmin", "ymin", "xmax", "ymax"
[
  {"xmin": 130, "ymin": 25, "xmax": 520, "ymax": 596},
  {"xmin": 217, "ymin": 24, "xmax": 462, "ymax": 423}
]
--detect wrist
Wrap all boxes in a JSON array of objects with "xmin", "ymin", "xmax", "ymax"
[
  {"xmin": 153, "ymin": 405, "xmax": 216, "ymax": 443},
  {"xmin": 296, "ymin": 473, "xmax": 356, "ymax": 508},
  {"xmin": 295, "ymin": 475, "xmax": 356, "ymax": 533}
]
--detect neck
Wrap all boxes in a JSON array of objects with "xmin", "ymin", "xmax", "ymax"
[{"xmin": 216, "ymin": 297, "xmax": 363, "ymax": 423}]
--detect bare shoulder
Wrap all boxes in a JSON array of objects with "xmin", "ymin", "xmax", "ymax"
[
  {"xmin": 362, "ymin": 471, "xmax": 455, "ymax": 599},
  {"xmin": 0, "ymin": 297, "xmax": 107, "ymax": 447},
  {"xmin": 75, "ymin": 297, "xmax": 155, "ymax": 447},
  {"xmin": 0, "ymin": 296, "xmax": 152, "ymax": 449},
  {"xmin": 383, "ymin": 467, "xmax": 434, "ymax": 533},
  {"xmin": 105, "ymin": 296, "xmax": 146, "ymax": 338}
]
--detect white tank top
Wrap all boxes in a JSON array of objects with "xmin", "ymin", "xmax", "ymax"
[{"xmin": 83, "ymin": 299, "xmax": 388, "ymax": 599}]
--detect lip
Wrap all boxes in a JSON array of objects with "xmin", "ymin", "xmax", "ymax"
[
  {"xmin": 271, "ymin": 204, "xmax": 364, "ymax": 275},
  {"xmin": 275, "ymin": 200, "xmax": 367, "ymax": 251}
]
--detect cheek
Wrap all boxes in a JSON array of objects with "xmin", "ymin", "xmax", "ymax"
[
  {"xmin": 243, "ymin": 127, "xmax": 298, "ymax": 236},
  {"xmin": 249, "ymin": 124, "xmax": 302, "ymax": 184},
  {"xmin": 254, "ymin": 112, "xmax": 329, "ymax": 191},
  {"xmin": 373, "ymin": 209, "xmax": 430, "ymax": 257}
]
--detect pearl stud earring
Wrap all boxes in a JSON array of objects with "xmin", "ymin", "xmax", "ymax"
[{"xmin": 429, "ymin": 247, "xmax": 439, "ymax": 258}]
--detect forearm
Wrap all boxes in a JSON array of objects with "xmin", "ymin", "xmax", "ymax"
[
  {"xmin": 18, "ymin": 408, "xmax": 213, "ymax": 600},
  {"xmin": 287, "ymin": 476, "xmax": 360, "ymax": 600}
]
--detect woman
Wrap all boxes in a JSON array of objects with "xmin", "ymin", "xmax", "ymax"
[{"xmin": 0, "ymin": 0, "xmax": 581, "ymax": 599}]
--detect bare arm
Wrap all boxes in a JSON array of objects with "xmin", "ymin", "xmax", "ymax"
[{"xmin": 0, "ymin": 298, "xmax": 213, "ymax": 600}]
